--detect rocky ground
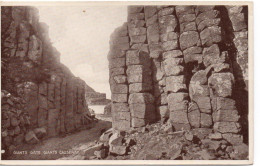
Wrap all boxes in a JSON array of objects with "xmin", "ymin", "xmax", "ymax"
[
  {"xmin": 5, "ymin": 119, "xmax": 111, "ymax": 160},
  {"xmin": 56, "ymin": 122, "xmax": 248, "ymax": 160}
]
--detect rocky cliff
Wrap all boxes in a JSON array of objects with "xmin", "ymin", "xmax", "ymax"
[
  {"xmin": 1, "ymin": 6, "xmax": 93, "ymax": 154},
  {"xmin": 108, "ymin": 5, "xmax": 248, "ymax": 146}
]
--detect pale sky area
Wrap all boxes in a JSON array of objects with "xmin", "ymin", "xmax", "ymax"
[{"xmin": 36, "ymin": 6, "xmax": 127, "ymax": 99}]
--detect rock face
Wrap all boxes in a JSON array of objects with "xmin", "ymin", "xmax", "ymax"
[
  {"xmin": 1, "ymin": 6, "xmax": 94, "ymax": 155},
  {"xmin": 107, "ymin": 5, "xmax": 248, "ymax": 148}
]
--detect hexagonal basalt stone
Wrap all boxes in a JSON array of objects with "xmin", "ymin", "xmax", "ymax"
[{"xmin": 212, "ymin": 109, "xmax": 240, "ymax": 122}]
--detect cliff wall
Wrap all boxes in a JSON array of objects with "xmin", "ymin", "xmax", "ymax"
[
  {"xmin": 108, "ymin": 5, "xmax": 248, "ymax": 145},
  {"xmin": 1, "ymin": 6, "xmax": 93, "ymax": 153}
]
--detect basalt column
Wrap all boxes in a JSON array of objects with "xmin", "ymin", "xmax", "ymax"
[
  {"xmin": 127, "ymin": 6, "xmax": 155, "ymax": 128},
  {"xmin": 226, "ymin": 6, "xmax": 248, "ymax": 143},
  {"xmin": 146, "ymin": 6, "xmax": 169, "ymax": 123},
  {"xmin": 109, "ymin": 22, "xmax": 131, "ymax": 131},
  {"xmin": 155, "ymin": 6, "xmax": 189, "ymax": 131}
]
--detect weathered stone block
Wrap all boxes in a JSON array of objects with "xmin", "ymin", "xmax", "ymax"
[
  {"xmin": 200, "ymin": 113, "xmax": 213, "ymax": 128},
  {"xmin": 222, "ymin": 133, "xmax": 243, "ymax": 145},
  {"xmin": 168, "ymin": 100, "xmax": 188, "ymax": 111},
  {"xmin": 128, "ymin": 6, "xmax": 144, "ymax": 14},
  {"xmin": 130, "ymin": 103, "xmax": 155, "ymax": 119},
  {"xmin": 146, "ymin": 14, "xmax": 158, "ymax": 26},
  {"xmin": 110, "ymin": 36, "xmax": 129, "ymax": 45},
  {"xmin": 160, "ymin": 32, "xmax": 178, "ymax": 42},
  {"xmin": 184, "ymin": 54, "xmax": 202, "ymax": 63},
  {"xmin": 202, "ymin": 44, "xmax": 220, "ymax": 67},
  {"xmin": 156, "ymin": 105, "xmax": 169, "ymax": 120},
  {"xmin": 110, "ymin": 67, "xmax": 125, "ymax": 77},
  {"xmin": 112, "ymin": 103, "xmax": 129, "ymax": 112},
  {"xmin": 230, "ymin": 13, "xmax": 247, "ymax": 32},
  {"xmin": 211, "ymin": 97, "xmax": 236, "ymax": 111},
  {"xmin": 132, "ymin": 118, "xmax": 145, "ymax": 128},
  {"xmin": 128, "ymin": 93, "xmax": 154, "ymax": 104},
  {"xmin": 190, "ymin": 70, "xmax": 209, "ymax": 85},
  {"xmin": 127, "ymin": 65, "xmax": 151, "ymax": 75},
  {"xmin": 163, "ymin": 57, "xmax": 184, "ymax": 66},
  {"xmin": 126, "ymin": 50, "xmax": 151, "ymax": 66},
  {"xmin": 129, "ymin": 27, "xmax": 146, "ymax": 36},
  {"xmin": 180, "ymin": 22, "xmax": 197, "ymax": 33},
  {"xmin": 129, "ymin": 83, "xmax": 152, "ymax": 93},
  {"xmin": 128, "ymin": 13, "xmax": 145, "ymax": 22},
  {"xmin": 167, "ymin": 92, "xmax": 189, "ymax": 104},
  {"xmin": 162, "ymin": 50, "xmax": 183, "ymax": 59},
  {"xmin": 175, "ymin": 6, "xmax": 195, "ymax": 16},
  {"xmin": 113, "ymin": 75, "xmax": 127, "ymax": 84},
  {"xmin": 159, "ymin": 15, "xmax": 178, "ymax": 28},
  {"xmin": 144, "ymin": 6, "xmax": 157, "ymax": 19},
  {"xmin": 111, "ymin": 93, "xmax": 128, "ymax": 103},
  {"xmin": 189, "ymin": 83, "xmax": 210, "ymax": 99},
  {"xmin": 188, "ymin": 109, "xmax": 200, "ymax": 128},
  {"xmin": 158, "ymin": 7, "xmax": 174, "ymax": 16},
  {"xmin": 166, "ymin": 82, "xmax": 187, "ymax": 93},
  {"xmin": 196, "ymin": 10, "xmax": 219, "ymax": 25},
  {"xmin": 113, "ymin": 120, "xmax": 131, "ymax": 131},
  {"xmin": 212, "ymin": 109, "xmax": 240, "ymax": 122},
  {"xmin": 198, "ymin": 18, "xmax": 221, "ymax": 32},
  {"xmin": 213, "ymin": 122, "xmax": 240, "ymax": 133},
  {"xmin": 193, "ymin": 96, "xmax": 211, "ymax": 110},
  {"xmin": 109, "ymin": 57, "xmax": 126, "ymax": 69},
  {"xmin": 113, "ymin": 111, "xmax": 131, "ymax": 121},
  {"xmin": 183, "ymin": 46, "xmax": 203, "ymax": 55},
  {"xmin": 111, "ymin": 84, "xmax": 128, "ymax": 94},
  {"xmin": 200, "ymin": 26, "xmax": 222, "ymax": 46},
  {"xmin": 178, "ymin": 14, "xmax": 196, "ymax": 24},
  {"xmin": 161, "ymin": 40, "xmax": 178, "ymax": 51},
  {"xmin": 130, "ymin": 35, "xmax": 146, "ymax": 44},
  {"xmin": 180, "ymin": 31, "xmax": 200, "ymax": 50},
  {"xmin": 170, "ymin": 110, "xmax": 189, "ymax": 124},
  {"xmin": 208, "ymin": 73, "xmax": 234, "ymax": 98},
  {"xmin": 128, "ymin": 19, "xmax": 145, "ymax": 28},
  {"xmin": 164, "ymin": 64, "xmax": 184, "ymax": 76},
  {"xmin": 127, "ymin": 73, "xmax": 152, "ymax": 83}
]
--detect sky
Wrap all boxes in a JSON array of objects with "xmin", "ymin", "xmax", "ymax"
[{"xmin": 36, "ymin": 6, "xmax": 127, "ymax": 99}]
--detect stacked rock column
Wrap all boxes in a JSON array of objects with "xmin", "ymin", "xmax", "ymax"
[
  {"xmin": 127, "ymin": 6, "xmax": 155, "ymax": 128},
  {"xmin": 146, "ymin": 6, "xmax": 169, "ymax": 123},
  {"xmin": 183, "ymin": 6, "xmax": 218, "ymax": 129},
  {"xmin": 156, "ymin": 6, "xmax": 189, "ymax": 131},
  {"xmin": 108, "ymin": 23, "xmax": 131, "ymax": 131},
  {"xmin": 226, "ymin": 6, "xmax": 248, "ymax": 143}
]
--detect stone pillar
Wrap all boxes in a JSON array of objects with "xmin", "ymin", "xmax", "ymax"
[
  {"xmin": 127, "ymin": 6, "xmax": 156, "ymax": 128},
  {"xmin": 38, "ymin": 82, "xmax": 48, "ymax": 128},
  {"xmin": 159, "ymin": 6, "xmax": 189, "ymax": 131},
  {"xmin": 65, "ymin": 77, "xmax": 75, "ymax": 132},
  {"xmin": 145, "ymin": 6, "xmax": 169, "ymax": 123},
  {"xmin": 60, "ymin": 77, "xmax": 67, "ymax": 133},
  {"xmin": 108, "ymin": 21, "xmax": 130, "ymax": 131}
]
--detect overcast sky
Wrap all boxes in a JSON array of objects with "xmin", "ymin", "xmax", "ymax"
[{"xmin": 37, "ymin": 6, "xmax": 127, "ymax": 99}]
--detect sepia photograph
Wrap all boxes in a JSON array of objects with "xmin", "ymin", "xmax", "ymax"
[{"xmin": 0, "ymin": 1, "xmax": 253, "ymax": 165}]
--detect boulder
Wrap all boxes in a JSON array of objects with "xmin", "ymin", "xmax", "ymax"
[
  {"xmin": 33, "ymin": 127, "xmax": 47, "ymax": 139},
  {"xmin": 84, "ymin": 143, "xmax": 104, "ymax": 159},
  {"xmin": 109, "ymin": 133, "xmax": 127, "ymax": 155},
  {"xmin": 25, "ymin": 131, "xmax": 39, "ymax": 144},
  {"xmin": 100, "ymin": 128, "xmax": 114, "ymax": 142}
]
